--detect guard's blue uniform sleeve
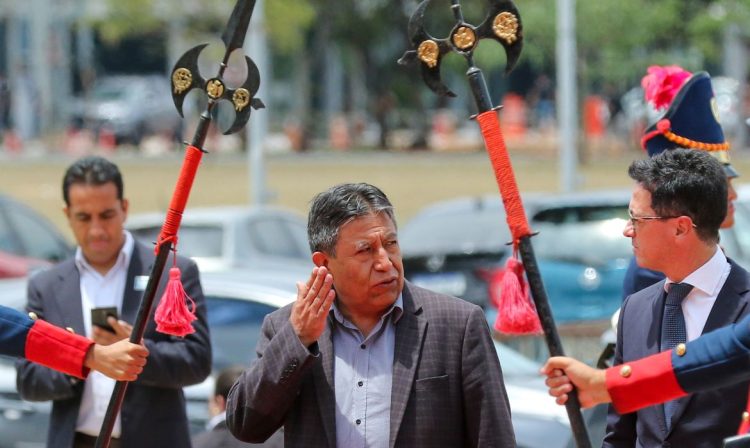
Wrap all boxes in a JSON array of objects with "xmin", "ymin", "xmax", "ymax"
[
  {"xmin": 0, "ymin": 305, "xmax": 34, "ymax": 358},
  {"xmin": 672, "ymin": 313, "xmax": 750, "ymax": 393}
]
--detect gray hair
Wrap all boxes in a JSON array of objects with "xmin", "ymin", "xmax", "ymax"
[{"xmin": 308, "ymin": 183, "xmax": 396, "ymax": 255}]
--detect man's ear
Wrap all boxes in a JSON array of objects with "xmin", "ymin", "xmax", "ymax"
[
  {"xmin": 674, "ymin": 216, "xmax": 694, "ymax": 237},
  {"xmin": 312, "ymin": 251, "xmax": 328, "ymax": 268}
]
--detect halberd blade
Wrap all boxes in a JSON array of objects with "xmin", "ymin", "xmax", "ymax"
[{"xmin": 221, "ymin": 0, "xmax": 258, "ymax": 58}]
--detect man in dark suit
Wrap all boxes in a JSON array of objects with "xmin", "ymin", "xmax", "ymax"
[
  {"xmin": 603, "ymin": 148, "xmax": 750, "ymax": 447},
  {"xmin": 16, "ymin": 156, "xmax": 212, "ymax": 448},
  {"xmin": 622, "ymin": 67, "xmax": 740, "ymax": 299},
  {"xmin": 227, "ymin": 183, "xmax": 515, "ymax": 447},
  {"xmin": 193, "ymin": 366, "xmax": 282, "ymax": 448}
]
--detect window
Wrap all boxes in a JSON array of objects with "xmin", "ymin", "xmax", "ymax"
[
  {"xmin": 205, "ymin": 296, "xmax": 277, "ymax": 370},
  {"xmin": 244, "ymin": 218, "xmax": 308, "ymax": 260},
  {"xmin": 130, "ymin": 225, "xmax": 224, "ymax": 258},
  {"xmin": 5, "ymin": 207, "xmax": 69, "ymax": 261}
]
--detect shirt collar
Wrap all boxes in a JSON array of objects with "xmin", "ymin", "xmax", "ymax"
[
  {"xmin": 205, "ymin": 412, "xmax": 226, "ymax": 431},
  {"xmin": 665, "ymin": 244, "xmax": 728, "ymax": 296},
  {"xmin": 75, "ymin": 230, "xmax": 135, "ymax": 276},
  {"xmin": 331, "ymin": 293, "xmax": 404, "ymax": 327}
]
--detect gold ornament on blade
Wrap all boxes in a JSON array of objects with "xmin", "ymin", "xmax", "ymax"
[
  {"xmin": 417, "ymin": 40, "xmax": 439, "ymax": 68},
  {"xmin": 206, "ymin": 79, "xmax": 225, "ymax": 99},
  {"xmin": 233, "ymin": 88, "xmax": 250, "ymax": 111},
  {"xmin": 452, "ymin": 26, "xmax": 475, "ymax": 50},
  {"xmin": 493, "ymin": 12, "xmax": 519, "ymax": 44},
  {"xmin": 172, "ymin": 68, "xmax": 193, "ymax": 94}
]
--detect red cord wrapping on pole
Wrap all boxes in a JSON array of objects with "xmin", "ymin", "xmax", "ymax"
[
  {"xmin": 153, "ymin": 145, "xmax": 203, "ymax": 337},
  {"xmin": 477, "ymin": 110, "xmax": 541, "ymax": 335},
  {"xmin": 476, "ymin": 111, "xmax": 531, "ymax": 242},
  {"xmin": 156, "ymin": 145, "xmax": 204, "ymax": 250}
]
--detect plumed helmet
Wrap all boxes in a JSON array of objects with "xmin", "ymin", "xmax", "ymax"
[{"xmin": 641, "ymin": 66, "xmax": 738, "ymax": 178}]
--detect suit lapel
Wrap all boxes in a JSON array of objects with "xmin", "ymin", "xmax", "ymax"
[
  {"xmin": 312, "ymin": 320, "xmax": 337, "ymax": 448},
  {"xmin": 666, "ymin": 260, "xmax": 750, "ymax": 435},
  {"xmin": 52, "ymin": 261, "xmax": 85, "ymax": 334},
  {"xmin": 702, "ymin": 261, "xmax": 749, "ymax": 333},
  {"xmin": 121, "ymin": 243, "xmax": 148, "ymax": 323},
  {"xmin": 389, "ymin": 285, "xmax": 426, "ymax": 448}
]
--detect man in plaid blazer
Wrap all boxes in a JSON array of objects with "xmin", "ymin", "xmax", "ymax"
[{"xmin": 227, "ymin": 183, "xmax": 515, "ymax": 447}]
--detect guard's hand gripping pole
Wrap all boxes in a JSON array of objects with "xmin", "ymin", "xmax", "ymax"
[
  {"xmin": 399, "ymin": 1, "xmax": 592, "ymax": 447},
  {"xmin": 94, "ymin": 0, "xmax": 263, "ymax": 446}
]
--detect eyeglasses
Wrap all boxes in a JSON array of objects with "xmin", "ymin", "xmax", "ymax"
[{"xmin": 627, "ymin": 210, "xmax": 695, "ymax": 228}]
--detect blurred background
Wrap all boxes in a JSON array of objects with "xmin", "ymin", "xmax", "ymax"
[
  {"xmin": 1, "ymin": 0, "xmax": 750, "ymax": 159},
  {"xmin": 3, "ymin": 1, "xmax": 750, "ymax": 446}
]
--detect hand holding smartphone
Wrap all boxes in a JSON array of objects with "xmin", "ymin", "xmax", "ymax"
[{"xmin": 91, "ymin": 307, "xmax": 118, "ymax": 334}]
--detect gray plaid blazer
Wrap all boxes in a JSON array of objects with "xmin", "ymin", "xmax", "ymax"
[{"xmin": 227, "ymin": 281, "xmax": 516, "ymax": 447}]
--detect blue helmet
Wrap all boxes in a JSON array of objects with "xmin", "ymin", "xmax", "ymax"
[{"xmin": 641, "ymin": 71, "xmax": 738, "ymax": 178}]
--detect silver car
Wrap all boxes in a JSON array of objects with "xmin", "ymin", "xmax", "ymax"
[
  {"xmin": 126, "ymin": 205, "xmax": 312, "ymax": 274},
  {"xmin": 69, "ymin": 75, "xmax": 182, "ymax": 145}
]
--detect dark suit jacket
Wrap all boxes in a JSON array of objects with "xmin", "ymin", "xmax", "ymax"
[
  {"xmin": 226, "ymin": 282, "xmax": 516, "ymax": 447},
  {"xmin": 622, "ymin": 257, "xmax": 664, "ymax": 300},
  {"xmin": 192, "ymin": 420, "xmax": 283, "ymax": 448},
  {"xmin": 16, "ymin": 241, "xmax": 212, "ymax": 448},
  {"xmin": 604, "ymin": 259, "xmax": 750, "ymax": 448}
]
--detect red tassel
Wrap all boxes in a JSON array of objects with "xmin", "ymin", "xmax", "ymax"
[
  {"xmin": 155, "ymin": 267, "xmax": 197, "ymax": 337},
  {"xmin": 494, "ymin": 256, "xmax": 543, "ymax": 335}
]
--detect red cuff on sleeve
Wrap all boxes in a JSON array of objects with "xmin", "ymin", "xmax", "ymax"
[
  {"xmin": 25, "ymin": 320, "xmax": 94, "ymax": 379},
  {"xmin": 606, "ymin": 350, "xmax": 686, "ymax": 414}
]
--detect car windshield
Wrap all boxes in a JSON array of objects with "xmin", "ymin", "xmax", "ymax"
[
  {"xmin": 401, "ymin": 203, "xmax": 510, "ymax": 255},
  {"xmin": 91, "ymin": 83, "xmax": 129, "ymax": 101},
  {"xmin": 130, "ymin": 225, "xmax": 223, "ymax": 258},
  {"xmin": 531, "ymin": 205, "xmax": 631, "ymax": 266}
]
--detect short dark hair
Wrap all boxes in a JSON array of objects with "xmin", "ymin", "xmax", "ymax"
[
  {"xmin": 214, "ymin": 365, "xmax": 246, "ymax": 400},
  {"xmin": 62, "ymin": 156, "xmax": 124, "ymax": 206},
  {"xmin": 628, "ymin": 148, "xmax": 727, "ymax": 242},
  {"xmin": 308, "ymin": 183, "xmax": 396, "ymax": 255}
]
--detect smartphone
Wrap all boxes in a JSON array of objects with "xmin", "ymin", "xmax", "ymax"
[{"xmin": 91, "ymin": 307, "xmax": 118, "ymax": 333}]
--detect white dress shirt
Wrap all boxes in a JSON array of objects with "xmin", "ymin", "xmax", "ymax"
[
  {"xmin": 665, "ymin": 245, "xmax": 731, "ymax": 342},
  {"xmin": 74, "ymin": 231, "xmax": 134, "ymax": 437}
]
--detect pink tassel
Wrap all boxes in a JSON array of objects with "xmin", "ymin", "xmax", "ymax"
[
  {"xmin": 155, "ymin": 267, "xmax": 197, "ymax": 337},
  {"xmin": 641, "ymin": 65, "xmax": 692, "ymax": 110},
  {"xmin": 494, "ymin": 256, "xmax": 543, "ymax": 335}
]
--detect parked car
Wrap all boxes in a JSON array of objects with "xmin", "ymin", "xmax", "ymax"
[
  {"xmin": 0, "ymin": 268, "xmax": 591, "ymax": 447},
  {"xmin": 126, "ymin": 205, "xmax": 311, "ymax": 273},
  {"xmin": 403, "ymin": 187, "xmax": 750, "ymax": 325},
  {"xmin": 0, "ymin": 194, "xmax": 71, "ymax": 279},
  {"xmin": 69, "ymin": 75, "xmax": 182, "ymax": 145},
  {"xmin": 400, "ymin": 190, "xmax": 633, "ymax": 324}
]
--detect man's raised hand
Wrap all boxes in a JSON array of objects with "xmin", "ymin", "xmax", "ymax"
[{"xmin": 290, "ymin": 266, "xmax": 336, "ymax": 347}]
